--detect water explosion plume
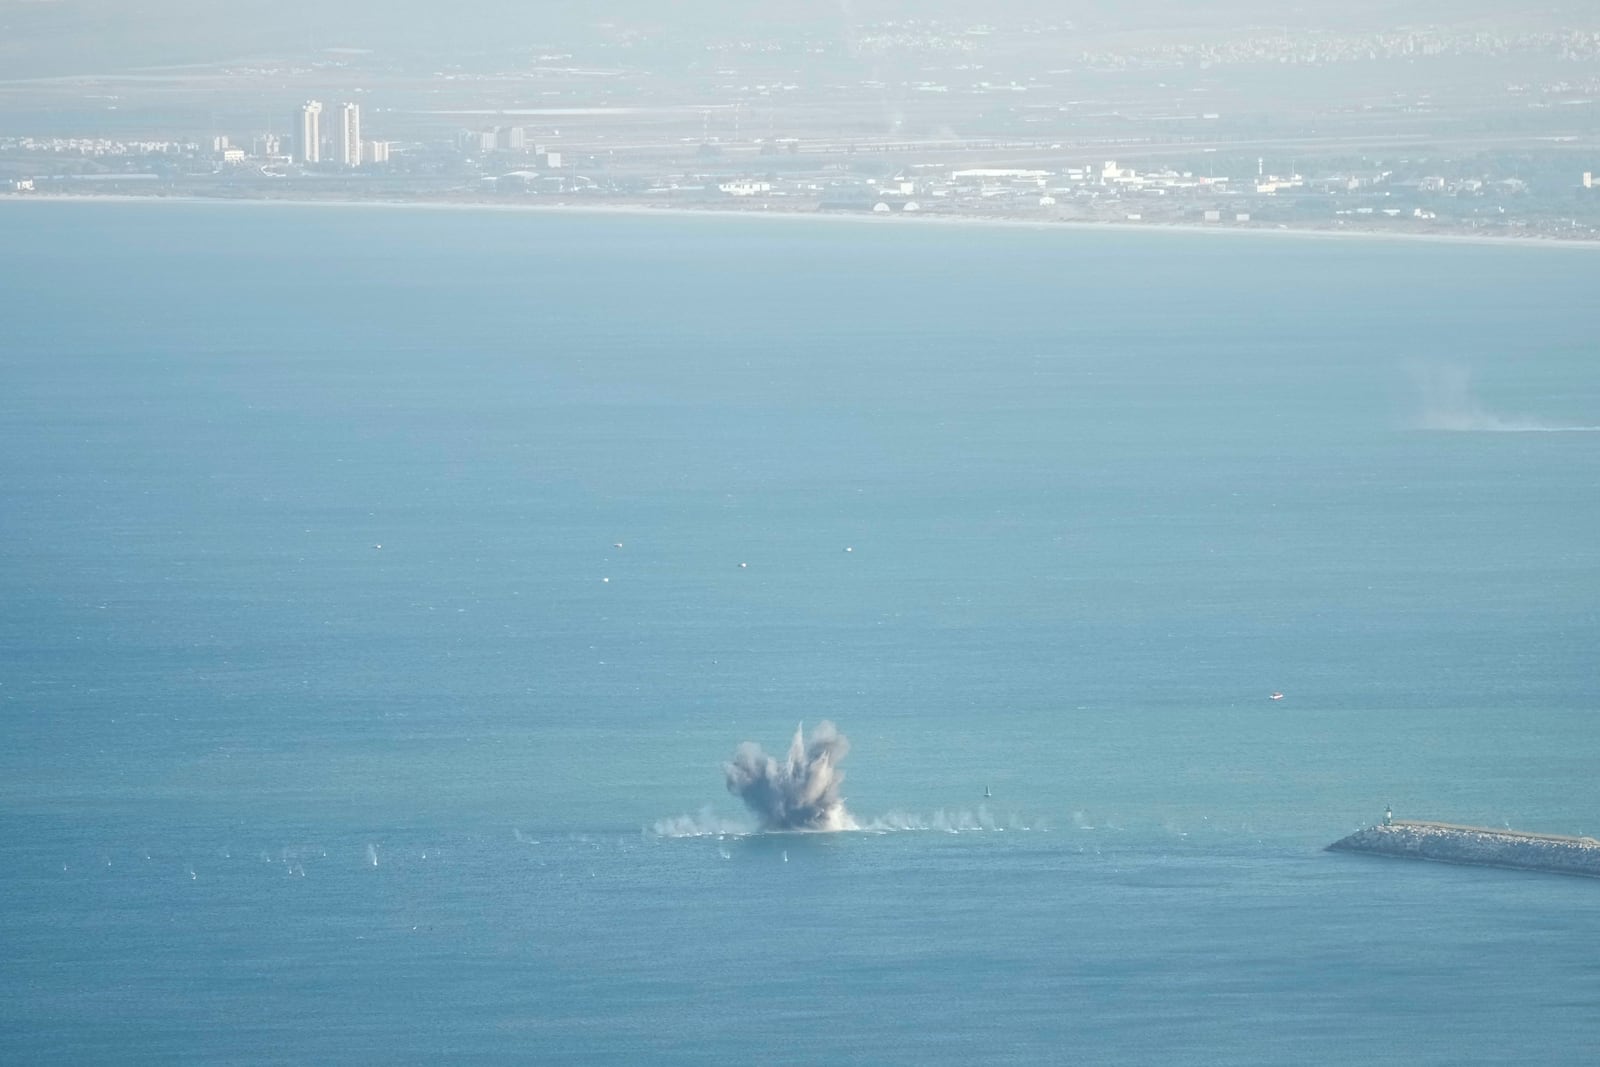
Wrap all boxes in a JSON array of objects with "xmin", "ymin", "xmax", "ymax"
[{"xmin": 724, "ymin": 722, "xmax": 857, "ymax": 832}]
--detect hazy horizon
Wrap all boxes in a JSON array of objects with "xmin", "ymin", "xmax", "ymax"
[{"xmin": 3, "ymin": 0, "xmax": 1597, "ymax": 78}]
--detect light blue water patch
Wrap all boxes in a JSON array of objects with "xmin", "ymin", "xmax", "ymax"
[{"xmin": 1, "ymin": 201, "xmax": 1598, "ymax": 1063}]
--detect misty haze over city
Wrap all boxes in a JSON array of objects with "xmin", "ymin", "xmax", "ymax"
[{"xmin": 2, "ymin": 0, "xmax": 1598, "ymax": 237}]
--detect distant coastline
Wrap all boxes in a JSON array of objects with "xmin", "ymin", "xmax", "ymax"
[{"xmin": 8, "ymin": 190, "xmax": 1600, "ymax": 252}]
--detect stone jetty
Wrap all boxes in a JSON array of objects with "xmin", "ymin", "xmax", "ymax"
[{"xmin": 1329, "ymin": 820, "xmax": 1600, "ymax": 878}]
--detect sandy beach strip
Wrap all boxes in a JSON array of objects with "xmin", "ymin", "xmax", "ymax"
[{"xmin": 6, "ymin": 190, "xmax": 1600, "ymax": 252}]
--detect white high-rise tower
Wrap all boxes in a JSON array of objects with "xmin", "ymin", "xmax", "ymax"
[
  {"xmin": 297, "ymin": 101, "xmax": 323, "ymax": 164},
  {"xmin": 339, "ymin": 103, "xmax": 361, "ymax": 167}
]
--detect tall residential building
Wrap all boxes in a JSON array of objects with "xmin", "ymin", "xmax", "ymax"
[
  {"xmin": 339, "ymin": 103, "xmax": 361, "ymax": 167},
  {"xmin": 297, "ymin": 101, "xmax": 322, "ymax": 164}
]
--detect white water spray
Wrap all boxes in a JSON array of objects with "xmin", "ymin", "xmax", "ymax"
[{"xmin": 724, "ymin": 721, "xmax": 857, "ymax": 832}]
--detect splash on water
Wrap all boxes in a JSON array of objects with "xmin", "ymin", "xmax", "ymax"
[
  {"xmin": 651, "ymin": 808, "xmax": 752, "ymax": 839},
  {"xmin": 724, "ymin": 721, "xmax": 858, "ymax": 832},
  {"xmin": 655, "ymin": 723, "xmax": 1055, "ymax": 838},
  {"xmin": 859, "ymin": 806, "xmax": 1046, "ymax": 834},
  {"xmin": 1412, "ymin": 364, "xmax": 1600, "ymax": 432}
]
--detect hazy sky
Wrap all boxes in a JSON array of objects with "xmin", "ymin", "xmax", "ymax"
[{"xmin": 1, "ymin": 0, "xmax": 1592, "ymax": 79}]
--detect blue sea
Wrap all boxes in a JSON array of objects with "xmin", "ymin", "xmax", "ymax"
[{"xmin": 2, "ymin": 201, "xmax": 1598, "ymax": 1064}]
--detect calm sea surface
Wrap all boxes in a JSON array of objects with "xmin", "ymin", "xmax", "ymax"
[{"xmin": 2, "ymin": 201, "xmax": 1598, "ymax": 1063}]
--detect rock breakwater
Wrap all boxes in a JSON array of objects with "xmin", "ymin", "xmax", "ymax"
[{"xmin": 1328, "ymin": 820, "xmax": 1600, "ymax": 879}]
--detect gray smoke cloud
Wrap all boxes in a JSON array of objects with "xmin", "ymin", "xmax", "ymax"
[{"xmin": 724, "ymin": 722, "xmax": 858, "ymax": 832}]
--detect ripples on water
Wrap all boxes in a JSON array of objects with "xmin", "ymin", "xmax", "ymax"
[{"xmin": 3, "ymin": 203, "xmax": 1598, "ymax": 1063}]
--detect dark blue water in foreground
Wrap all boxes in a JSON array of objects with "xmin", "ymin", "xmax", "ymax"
[{"xmin": 2, "ymin": 201, "xmax": 1598, "ymax": 1063}]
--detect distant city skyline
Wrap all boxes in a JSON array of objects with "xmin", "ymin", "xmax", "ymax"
[{"xmin": 1, "ymin": 0, "xmax": 1594, "ymax": 241}]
